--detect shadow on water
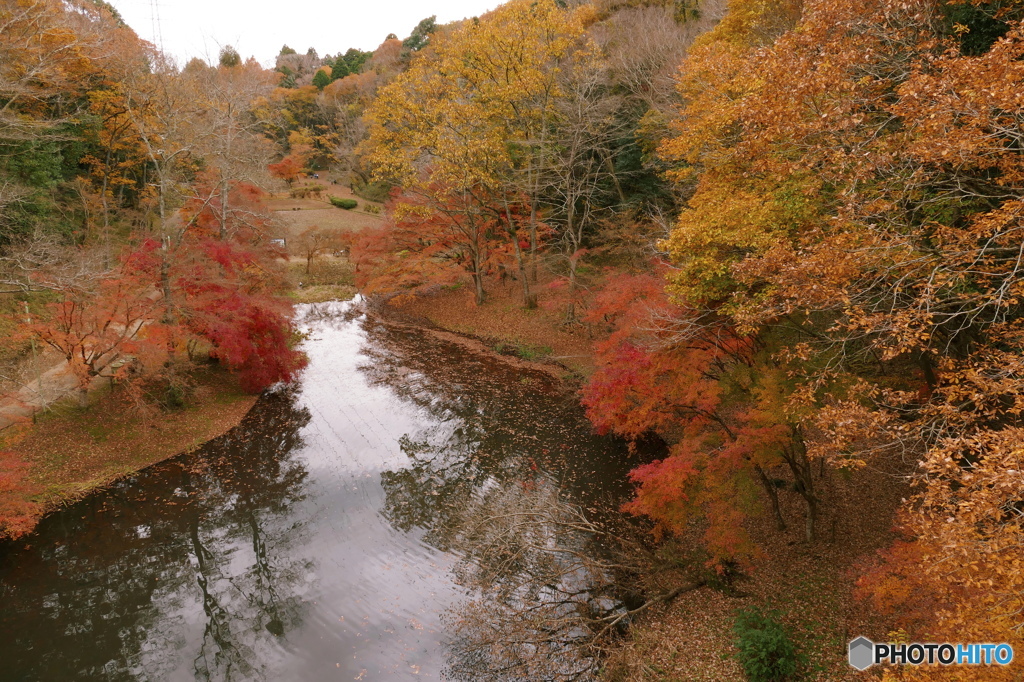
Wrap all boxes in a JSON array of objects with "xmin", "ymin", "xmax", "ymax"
[{"xmin": 0, "ymin": 301, "xmax": 659, "ymax": 681}]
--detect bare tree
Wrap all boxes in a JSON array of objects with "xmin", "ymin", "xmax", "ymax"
[
  {"xmin": 293, "ymin": 225, "xmax": 340, "ymax": 274},
  {"xmin": 544, "ymin": 58, "xmax": 627, "ymax": 323},
  {"xmin": 189, "ymin": 58, "xmax": 277, "ymax": 240},
  {"xmin": 594, "ymin": 2, "xmax": 728, "ymax": 115}
]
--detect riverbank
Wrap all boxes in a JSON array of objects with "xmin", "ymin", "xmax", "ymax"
[
  {"xmin": 0, "ymin": 197, "xmax": 359, "ymax": 529},
  {"xmin": 0, "ymin": 367, "xmax": 257, "ymax": 539},
  {"xmin": 385, "ymin": 284, "xmax": 905, "ymax": 681},
  {"xmin": 390, "ymin": 275, "xmax": 597, "ymax": 377}
]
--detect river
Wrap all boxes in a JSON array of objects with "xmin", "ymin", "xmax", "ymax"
[{"xmin": 0, "ymin": 300, "xmax": 649, "ymax": 681}]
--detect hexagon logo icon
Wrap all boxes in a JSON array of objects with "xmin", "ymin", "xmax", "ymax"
[{"xmin": 849, "ymin": 636, "xmax": 875, "ymax": 670}]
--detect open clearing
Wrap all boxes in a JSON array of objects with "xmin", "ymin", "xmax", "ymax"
[{"xmin": 269, "ymin": 186, "xmax": 385, "ymax": 240}]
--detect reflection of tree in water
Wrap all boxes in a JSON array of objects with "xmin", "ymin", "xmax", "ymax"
[
  {"xmin": 441, "ymin": 482, "xmax": 648, "ymax": 682},
  {"xmin": 361, "ymin": 317, "xmax": 652, "ymax": 680},
  {"xmin": 180, "ymin": 388, "xmax": 313, "ymax": 682},
  {"xmin": 0, "ymin": 388, "xmax": 315, "ymax": 681}
]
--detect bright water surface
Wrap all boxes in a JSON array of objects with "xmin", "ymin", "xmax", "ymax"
[{"xmin": 0, "ymin": 301, "xmax": 645, "ymax": 681}]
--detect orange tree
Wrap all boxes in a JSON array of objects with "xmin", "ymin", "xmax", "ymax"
[{"xmin": 618, "ymin": 0, "xmax": 1024, "ymax": 661}]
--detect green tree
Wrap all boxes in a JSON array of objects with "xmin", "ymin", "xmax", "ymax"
[
  {"xmin": 312, "ymin": 69, "xmax": 331, "ymax": 90},
  {"xmin": 330, "ymin": 58, "xmax": 350, "ymax": 80},
  {"xmin": 219, "ymin": 45, "xmax": 240, "ymax": 68},
  {"xmin": 403, "ymin": 16, "xmax": 437, "ymax": 53},
  {"xmin": 340, "ymin": 48, "xmax": 370, "ymax": 75}
]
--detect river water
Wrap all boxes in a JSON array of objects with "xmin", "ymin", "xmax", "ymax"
[{"xmin": 0, "ymin": 301, "xmax": 646, "ymax": 681}]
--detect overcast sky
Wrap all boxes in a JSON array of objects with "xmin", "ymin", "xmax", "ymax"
[{"xmin": 109, "ymin": 0, "xmax": 501, "ymax": 67}]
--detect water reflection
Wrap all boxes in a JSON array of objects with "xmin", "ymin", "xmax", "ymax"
[
  {"xmin": 0, "ymin": 391, "xmax": 312, "ymax": 681},
  {"xmin": 0, "ymin": 302, "xmax": 650, "ymax": 681},
  {"xmin": 361, "ymin": 318, "xmax": 645, "ymax": 680}
]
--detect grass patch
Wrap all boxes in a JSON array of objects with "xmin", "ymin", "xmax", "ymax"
[
  {"xmin": 288, "ymin": 258, "xmax": 354, "ymax": 287},
  {"xmin": 493, "ymin": 340, "xmax": 553, "ymax": 361},
  {"xmin": 287, "ymin": 256, "xmax": 357, "ymax": 303},
  {"xmin": 290, "ymin": 284, "xmax": 357, "ymax": 304}
]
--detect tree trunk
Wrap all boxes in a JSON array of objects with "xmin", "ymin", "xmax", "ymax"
[
  {"xmin": 160, "ymin": 237, "xmax": 174, "ymax": 323},
  {"xmin": 604, "ymin": 153, "xmax": 626, "ymax": 204},
  {"xmin": 805, "ymin": 494, "xmax": 818, "ymax": 544},
  {"xmin": 566, "ymin": 261, "xmax": 578, "ymax": 323},
  {"xmin": 782, "ymin": 429, "xmax": 817, "ymax": 541},
  {"xmin": 754, "ymin": 464, "xmax": 786, "ymax": 531},
  {"xmin": 219, "ymin": 103, "xmax": 233, "ymax": 241},
  {"xmin": 78, "ymin": 386, "xmax": 89, "ymax": 409},
  {"xmin": 219, "ymin": 170, "xmax": 229, "ymax": 240},
  {"xmin": 514, "ymin": 239, "xmax": 535, "ymax": 308},
  {"xmin": 504, "ymin": 199, "xmax": 535, "ymax": 308},
  {"xmin": 472, "ymin": 268, "xmax": 485, "ymax": 305},
  {"xmin": 564, "ymin": 205, "xmax": 580, "ymax": 323},
  {"xmin": 468, "ymin": 211, "xmax": 487, "ymax": 305},
  {"xmin": 528, "ymin": 121, "xmax": 548, "ymax": 284}
]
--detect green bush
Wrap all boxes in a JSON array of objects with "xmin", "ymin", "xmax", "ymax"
[
  {"xmin": 351, "ymin": 179, "xmax": 392, "ymax": 203},
  {"xmin": 732, "ymin": 609, "xmax": 799, "ymax": 681},
  {"xmin": 329, "ymin": 197, "xmax": 357, "ymax": 210}
]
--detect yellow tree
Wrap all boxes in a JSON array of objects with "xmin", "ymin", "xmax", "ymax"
[{"xmin": 367, "ymin": 0, "xmax": 597, "ymax": 306}]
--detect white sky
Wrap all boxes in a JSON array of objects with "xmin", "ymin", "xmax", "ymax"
[{"xmin": 109, "ymin": 0, "xmax": 501, "ymax": 67}]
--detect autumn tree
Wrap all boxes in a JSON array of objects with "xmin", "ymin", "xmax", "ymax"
[
  {"xmin": 0, "ymin": 449, "xmax": 41, "ymax": 539},
  {"xmin": 581, "ymin": 270, "xmax": 814, "ymax": 564},
  {"xmin": 367, "ymin": 0, "xmax": 599, "ymax": 307},
  {"xmin": 0, "ymin": 0, "xmax": 134, "ymax": 243},
  {"xmin": 0, "ymin": 0, "xmax": 305, "ymax": 410},
  {"xmin": 349, "ymin": 188, "xmax": 509, "ymax": 304},
  {"xmin": 633, "ymin": 0, "xmax": 1024, "ymax": 658},
  {"xmin": 267, "ymin": 154, "xmax": 304, "ymax": 185},
  {"xmin": 169, "ymin": 234, "xmax": 306, "ymax": 392},
  {"xmin": 27, "ymin": 244, "xmax": 166, "ymax": 407},
  {"xmin": 294, "ymin": 225, "xmax": 339, "ymax": 274}
]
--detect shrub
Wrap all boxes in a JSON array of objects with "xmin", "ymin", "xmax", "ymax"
[
  {"xmin": 329, "ymin": 196, "xmax": 357, "ymax": 210},
  {"xmin": 290, "ymin": 183, "xmax": 325, "ymax": 200},
  {"xmin": 364, "ymin": 203, "xmax": 382, "ymax": 215},
  {"xmin": 732, "ymin": 608, "xmax": 799, "ymax": 681},
  {"xmin": 351, "ymin": 179, "xmax": 392, "ymax": 202}
]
